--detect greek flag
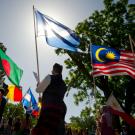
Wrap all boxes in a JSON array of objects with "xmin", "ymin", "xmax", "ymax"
[{"xmin": 35, "ymin": 9, "xmax": 80, "ymax": 52}]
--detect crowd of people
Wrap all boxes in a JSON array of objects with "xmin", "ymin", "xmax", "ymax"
[{"xmin": 0, "ymin": 113, "xmax": 31, "ymax": 135}]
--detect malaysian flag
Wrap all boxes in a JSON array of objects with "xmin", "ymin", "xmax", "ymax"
[
  {"xmin": 91, "ymin": 44, "xmax": 135, "ymax": 78},
  {"xmin": 34, "ymin": 9, "xmax": 80, "ymax": 52}
]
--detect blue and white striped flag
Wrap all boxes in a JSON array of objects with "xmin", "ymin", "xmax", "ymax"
[
  {"xmin": 35, "ymin": 9, "xmax": 80, "ymax": 52},
  {"xmin": 22, "ymin": 88, "xmax": 37, "ymax": 110}
]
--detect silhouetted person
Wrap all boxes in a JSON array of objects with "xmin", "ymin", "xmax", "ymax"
[
  {"xmin": 12, "ymin": 118, "xmax": 22, "ymax": 135},
  {"xmin": 21, "ymin": 113, "xmax": 31, "ymax": 135},
  {"xmin": 100, "ymin": 105, "xmax": 114, "ymax": 135},
  {"xmin": 0, "ymin": 88, "xmax": 7, "ymax": 123},
  {"xmin": 6, "ymin": 117, "xmax": 13, "ymax": 135},
  {"xmin": 32, "ymin": 63, "xmax": 67, "ymax": 135}
]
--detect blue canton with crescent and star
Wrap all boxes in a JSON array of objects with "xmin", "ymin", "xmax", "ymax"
[{"xmin": 91, "ymin": 45, "xmax": 120, "ymax": 64}]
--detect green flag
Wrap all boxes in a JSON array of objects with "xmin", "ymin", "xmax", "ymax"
[{"xmin": 0, "ymin": 49, "xmax": 23, "ymax": 86}]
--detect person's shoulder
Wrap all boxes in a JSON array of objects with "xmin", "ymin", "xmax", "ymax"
[
  {"xmin": 44, "ymin": 74, "xmax": 50, "ymax": 77},
  {"xmin": 45, "ymin": 74, "xmax": 51, "ymax": 79}
]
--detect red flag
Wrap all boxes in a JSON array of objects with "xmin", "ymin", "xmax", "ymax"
[{"xmin": 106, "ymin": 94, "xmax": 135, "ymax": 128}]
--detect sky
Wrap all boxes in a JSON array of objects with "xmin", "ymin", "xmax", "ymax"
[{"xmin": 0, "ymin": 0, "xmax": 107, "ymax": 122}]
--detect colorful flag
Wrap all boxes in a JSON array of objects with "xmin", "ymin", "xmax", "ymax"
[
  {"xmin": 22, "ymin": 88, "xmax": 39, "ymax": 117},
  {"xmin": 7, "ymin": 85, "xmax": 22, "ymax": 102},
  {"xmin": 91, "ymin": 45, "xmax": 135, "ymax": 78},
  {"xmin": 34, "ymin": 9, "xmax": 80, "ymax": 52},
  {"xmin": 0, "ymin": 49, "xmax": 23, "ymax": 86},
  {"xmin": 106, "ymin": 93, "xmax": 135, "ymax": 128},
  {"xmin": 22, "ymin": 88, "xmax": 37, "ymax": 108}
]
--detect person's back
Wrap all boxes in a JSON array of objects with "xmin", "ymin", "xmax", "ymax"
[
  {"xmin": 42, "ymin": 74, "xmax": 66, "ymax": 104},
  {"xmin": 32, "ymin": 63, "xmax": 67, "ymax": 135}
]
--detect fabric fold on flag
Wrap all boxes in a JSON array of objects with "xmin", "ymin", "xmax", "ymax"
[
  {"xmin": 22, "ymin": 88, "xmax": 39, "ymax": 117},
  {"xmin": 106, "ymin": 93, "xmax": 135, "ymax": 128},
  {"xmin": 7, "ymin": 85, "xmax": 22, "ymax": 102},
  {"xmin": 0, "ymin": 49, "xmax": 23, "ymax": 86},
  {"xmin": 91, "ymin": 45, "xmax": 135, "ymax": 78},
  {"xmin": 34, "ymin": 9, "xmax": 80, "ymax": 52}
]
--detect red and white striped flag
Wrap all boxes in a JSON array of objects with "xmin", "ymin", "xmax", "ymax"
[{"xmin": 91, "ymin": 45, "xmax": 135, "ymax": 78}]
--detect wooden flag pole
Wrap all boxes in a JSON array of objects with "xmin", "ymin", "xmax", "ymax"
[{"xmin": 33, "ymin": 6, "xmax": 41, "ymax": 98}]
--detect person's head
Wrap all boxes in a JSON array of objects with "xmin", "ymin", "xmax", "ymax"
[{"xmin": 52, "ymin": 63, "xmax": 63, "ymax": 75}]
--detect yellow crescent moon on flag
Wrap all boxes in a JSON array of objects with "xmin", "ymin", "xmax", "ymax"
[{"xmin": 95, "ymin": 48, "xmax": 106, "ymax": 62}]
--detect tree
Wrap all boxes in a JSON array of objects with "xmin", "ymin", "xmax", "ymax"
[
  {"xmin": 3, "ymin": 103, "xmax": 25, "ymax": 120},
  {"xmin": 56, "ymin": 0, "xmax": 135, "ymax": 132},
  {"xmin": 68, "ymin": 107, "xmax": 95, "ymax": 132}
]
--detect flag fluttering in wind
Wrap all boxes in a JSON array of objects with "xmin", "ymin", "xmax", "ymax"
[
  {"xmin": 106, "ymin": 93, "xmax": 135, "ymax": 128},
  {"xmin": 7, "ymin": 85, "xmax": 22, "ymax": 102},
  {"xmin": 22, "ymin": 88, "xmax": 39, "ymax": 117},
  {"xmin": 0, "ymin": 49, "xmax": 23, "ymax": 86},
  {"xmin": 91, "ymin": 45, "xmax": 135, "ymax": 78},
  {"xmin": 34, "ymin": 9, "xmax": 80, "ymax": 52}
]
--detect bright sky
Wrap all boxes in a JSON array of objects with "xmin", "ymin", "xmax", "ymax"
[{"xmin": 0, "ymin": 0, "xmax": 105, "ymax": 122}]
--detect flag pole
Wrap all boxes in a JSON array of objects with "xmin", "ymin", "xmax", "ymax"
[
  {"xmin": 33, "ymin": 6, "xmax": 41, "ymax": 98},
  {"xmin": 89, "ymin": 44, "xmax": 96, "ymax": 97},
  {"xmin": 129, "ymin": 35, "xmax": 135, "ymax": 64}
]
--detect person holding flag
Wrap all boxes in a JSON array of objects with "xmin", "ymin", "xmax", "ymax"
[{"xmin": 32, "ymin": 63, "xmax": 67, "ymax": 135}]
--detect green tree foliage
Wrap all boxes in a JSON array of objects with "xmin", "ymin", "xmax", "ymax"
[
  {"xmin": 3, "ymin": 103, "xmax": 25, "ymax": 120},
  {"xmin": 68, "ymin": 107, "xmax": 95, "ymax": 132},
  {"xmin": 56, "ymin": 0, "xmax": 135, "ymax": 119},
  {"xmin": 3, "ymin": 102, "xmax": 38, "ymax": 127}
]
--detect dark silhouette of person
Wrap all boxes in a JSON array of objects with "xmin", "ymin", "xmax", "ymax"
[
  {"xmin": 6, "ymin": 117, "xmax": 13, "ymax": 135},
  {"xmin": 0, "ymin": 87, "xmax": 7, "ymax": 123},
  {"xmin": 12, "ymin": 118, "xmax": 22, "ymax": 135},
  {"xmin": 100, "ymin": 105, "xmax": 114, "ymax": 135},
  {"xmin": 21, "ymin": 113, "xmax": 31, "ymax": 135},
  {"xmin": 32, "ymin": 63, "xmax": 67, "ymax": 135}
]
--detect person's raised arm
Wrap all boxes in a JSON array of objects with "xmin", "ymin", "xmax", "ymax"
[{"xmin": 36, "ymin": 75, "xmax": 51, "ymax": 93}]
